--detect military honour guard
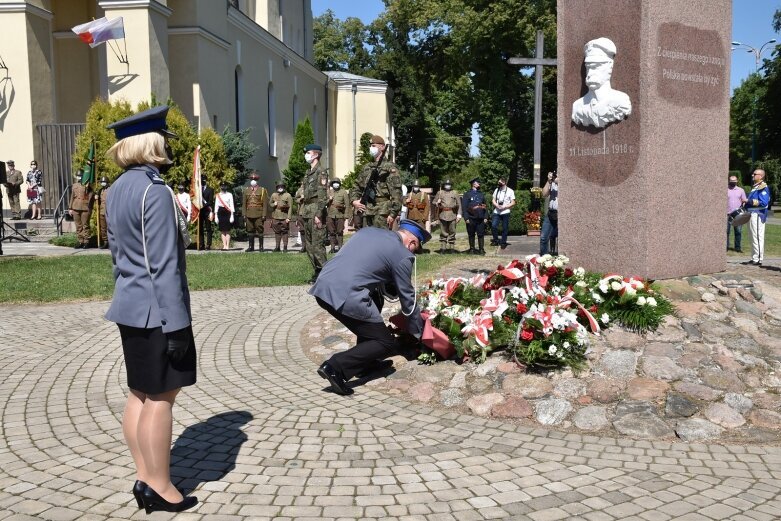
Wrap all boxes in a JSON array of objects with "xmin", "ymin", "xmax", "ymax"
[
  {"xmin": 243, "ymin": 171, "xmax": 268, "ymax": 252},
  {"xmin": 404, "ymin": 179, "xmax": 430, "ymax": 230},
  {"xmin": 432, "ymin": 179, "xmax": 461, "ymax": 254},
  {"xmin": 69, "ymin": 170, "xmax": 93, "ymax": 249},
  {"xmin": 4, "ymin": 160, "xmax": 23, "ymax": 220},
  {"xmin": 326, "ymin": 178, "xmax": 349, "ymax": 253},
  {"xmin": 349, "ymin": 135, "xmax": 403, "ymax": 229},
  {"xmin": 97, "ymin": 176, "xmax": 110, "ymax": 248},
  {"xmin": 270, "ymin": 180, "xmax": 293, "ymax": 252},
  {"xmin": 300, "ymin": 144, "xmax": 329, "ymax": 282},
  {"xmin": 462, "ymin": 177, "xmax": 488, "ymax": 255}
]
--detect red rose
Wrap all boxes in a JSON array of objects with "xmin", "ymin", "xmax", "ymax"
[
  {"xmin": 590, "ymin": 305, "xmax": 598, "ymax": 312},
  {"xmin": 521, "ymin": 329, "xmax": 534, "ymax": 341},
  {"xmin": 547, "ymin": 266, "xmax": 558, "ymax": 276},
  {"xmin": 516, "ymin": 302, "xmax": 528, "ymax": 314},
  {"xmin": 564, "ymin": 268, "xmax": 574, "ymax": 278}
]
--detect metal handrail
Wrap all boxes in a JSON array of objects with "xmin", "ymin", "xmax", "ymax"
[{"xmin": 54, "ymin": 185, "xmax": 71, "ymax": 236}]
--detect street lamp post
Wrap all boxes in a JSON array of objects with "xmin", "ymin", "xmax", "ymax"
[{"xmin": 731, "ymin": 39, "xmax": 777, "ymax": 171}]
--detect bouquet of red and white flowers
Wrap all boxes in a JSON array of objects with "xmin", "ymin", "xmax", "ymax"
[{"xmin": 417, "ymin": 254, "xmax": 673, "ymax": 370}]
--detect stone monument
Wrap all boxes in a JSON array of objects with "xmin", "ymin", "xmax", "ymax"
[{"xmin": 558, "ymin": 0, "xmax": 731, "ymax": 279}]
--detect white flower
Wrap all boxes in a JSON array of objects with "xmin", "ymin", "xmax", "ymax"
[
  {"xmin": 592, "ymin": 292, "xmax": 604, "ymax": 303},
  {"xmin": 557, "ymin": 351, "xmax": 564, "ymax": 359},
  {"xmin": 548, "ymin": 345, "xmax": 557, "ymax": 355},
  {"xmin": 553, "ymin": 259, "xmax": 564, "ymax": 268},
  {"xmin": 647, "ymin": 297, "xmax": 657, "ymax": 307},
  {"xmin": 599, "ymin": 284, "xmax": 609, "ymax": 294},
  {"xmin": 574, "ymin": 267, "xmax": 585, "ymax": 278},
  {"xmin": 551, "ymin": 285, "xmax": 561, "ymax": 295},
  {"xmin": 625, "ymin": 286, "xmax": 637, "ymax": 296},
  {"xmin": 600, "ymin": 313, "xmax": 610, "ymax": 324},
  {"xmin": 563, "ymin": 341, "xmax": 571, "ymax": 349},
  {"xmin": 636, "ymin": 296, "xmax": 647, "ymax": 306},
  {"xmin": 559, "ymin": 255, "xmax": 570, "ymax": 264},
  {"xmin": 541, "ymin": 254, "xmax": 552, "ymax": 261},
  {"xmin": 576, "ymin": 280, "xmax": 588, "ymax": 288},
  {"xmin": 610, "ymin": 281, "xmax": 622, "ymax": 291}
]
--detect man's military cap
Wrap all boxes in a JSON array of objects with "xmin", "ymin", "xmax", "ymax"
[
  {"xmin": 331, "ymin": 179, "xmax": 341, "ymax": 186},
  {"xmin": 107, "ymin": 105, "xmax": 178, "ymax": 140},
  {"xmin": 443, "ymin": 179, "xmax": 453, "ymax": 185},
  {"xmin": 412, "ymin": 179, "xmax": 421, "ymax": 187},
  {"xmin": 275, "ymin": 179, "xmax": 285, "ymax": 187},
  {"xmin": 6, "ymin": 160, "xmax": 13, "ymax": 166},
  {"xmin": 399, "ymin": 219, "xmax": 432, "ymax": 245},
  {"xmin": 370, "ymin": 135, "xmax": 385, "ymax": 145},
  {"xmin": 584, "ymin": 37, "xmax": 616, "ymax": 63},
  {"xmin": 304, "ymin": 143, "xmax": 322, "ymax": 152},
  {"xmin": 249, "ymin": 172, "xmax": 260, "ymax": 180},
  {"xmin": 469, "ymin": 177, "xmax": 481, "ymax": 185}
]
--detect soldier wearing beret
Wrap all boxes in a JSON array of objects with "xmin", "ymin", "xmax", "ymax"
[
  {"xmin": 104, "ymin": 105, "xmax": 198, "ymax": 513},
  {"xmin": 301, "ymin": 143, "xmax": 328, "ymax": 282},
  {"xmin": 349, "ymin": 135, "xmax": 402, "ymax": 230},
  {"xmin": 69, "ymin": 170, "xmax": 94, "ymax": 249},
  {"xmin": 97, "ymin": 176, "xmax": 111, "ymax": 248},
  {"xmin": 432, "ymin": 179, "xmax": 461, "ymax": 254},
  {"xmin": 4, "ymin": 160, "xmax": 23, "ymax": 220},
  {"xmin": 404, "ymin": 179, "xmax": 430, "ymax": 231},
  {"xmin": 243, "ymin": 171, "xmax": 268, "ymax": 252},
  {"xmin": 462, "ymin": 177, "xmax": 488, "ymax": 255},
  {"xmin": 270, "ymin": 180, "xmax": 293, "ymax": 252},
  {"xmin": 326, "ymin": 178, "xmax": 349, "ymax": 253}
]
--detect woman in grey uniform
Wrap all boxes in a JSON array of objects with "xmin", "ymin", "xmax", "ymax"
[{"xmin": 104, "ymin": 106, "xmax": 197, "ymax": 514}]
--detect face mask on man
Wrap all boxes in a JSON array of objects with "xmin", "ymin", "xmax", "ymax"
[
  {"xmin": 498, "ymin": 181, "xmax": 505, "ymax": 188},
  {"xmin": 305, "ymin": 152, "xmax": 316, "ymax": 164},
  {"xmin": 220, "ymin": 186, "xmax": 228, "ymax": 193},
  {"xmin": 444, "ymin": 184, "xmax": 452, "ymax": 191},
  {"xmin": 277, "ymin": 188, "xmax": 285, "ymax": 193},
  {"xmin": 250, "ymin": 180, "xmax": 258, "ymax": 187},
  {"xmin": 101, "ymin": 182, "xmax": 108, "ymax": 188},
  {"xmin": 177, "ymin": 186, "xmax": 184, "ymax": 193},
  {"xmin": 369, "ymin": 146, "xmax": 379, "ymax": 157},
  {"xmin": 332, "ymin": 183, "xmax": 341, "ymax": 190},
  {"xmin": 412, "ymin": 186, "xmax": 420, "ymax": 193}
]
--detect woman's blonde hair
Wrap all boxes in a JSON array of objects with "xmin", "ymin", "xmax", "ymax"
[{"xmin": 106, "ymin": 131, "xmax": 171, "ymax": 168}]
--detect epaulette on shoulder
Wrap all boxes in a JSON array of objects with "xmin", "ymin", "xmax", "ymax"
[{"xmin": 143, "ymin": 168, "xmax": 166, "ymax": 185}]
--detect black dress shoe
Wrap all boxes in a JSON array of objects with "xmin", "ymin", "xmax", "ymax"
[
  {"xmin": 132, "ymin": 480, "xmax": 147, "ymax": 509},
  {"xmin": 245, "ymin": 247, "xmax": 254, "ymax": 252},
  {"xmin": 356, "ymin": 359, "xmax": 394, "ymax": 378},
  {"xmin": 317, "ymin": 362, "xmax": 353, "ymax": 395},
  {"xmin": 141, "ymin": 485, "xmax": 198, "ymax": 514},
  {"xmin": 735, "ymin": 249, "xmax": 743, "ymax": 253}
]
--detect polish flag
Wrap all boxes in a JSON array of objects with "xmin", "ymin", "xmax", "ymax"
[{"xmin": 71, "ymin": 17, "xmax": 125, "ymax": 48}]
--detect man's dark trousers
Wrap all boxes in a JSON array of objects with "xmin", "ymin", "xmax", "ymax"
[
  {"xmin": 492, "ymin": 213, "xmax": 510, "ymax": 246},
  {"xmin": 316, "ymin": 297, "xmax": 400, "ymax": 380},
  {"xmin": 199, "ymin": 211, "xmax": 213, "ymax": 249}
]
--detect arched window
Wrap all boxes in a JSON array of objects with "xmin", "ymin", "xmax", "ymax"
[
  {"xmin": 293, "ymin": 95, "xmax": 299, "ymax": 128},
  {"xmin": 234, "ymin": 66, "xmax": 243, "ymax": 131},
  {"xmin": 268, "ymin": 82, "xmax": 276, "ymax": 157}
]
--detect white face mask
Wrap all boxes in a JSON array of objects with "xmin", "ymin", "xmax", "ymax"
[
  {"xmin": 412, "ymin": 187, "xmax": 420, "ymax": 193},
  {"xmin": 250, "ymin": 180, "xmax": 257, "ymax": 187},
  {"xmin": 332, "ymin": 183, "xmax": 340, "ymax": 190},
  {"xmin": 101, "ymin": 183, "xmax": 108, "ymax": 188},
  {"xmin": 305, "ymin": 152, "xmax": 316, "ymax": 164},
  {"xmin": 369, "ymin": 146, "xmax": 379, "ymax": 157},
  {"xmin": 444, "ymin": 184, "xmax": 452, "ymax": 191},
  {"xmin": 277, "ymin": 188, "xmax": 284, "ymax": 193}
]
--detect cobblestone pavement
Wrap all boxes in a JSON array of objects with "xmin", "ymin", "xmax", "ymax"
[{"xmin": 1, "ymin": 288, "xmax": 780, "ymax": 521}]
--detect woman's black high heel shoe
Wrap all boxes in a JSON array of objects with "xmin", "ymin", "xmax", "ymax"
[
  {"xmin": 141, "ymin": 485, "xmax": 198, "ymax": 514},
  {"xmin": 132, "ymin": 480, "xmax": 147, "ymax": 509}
]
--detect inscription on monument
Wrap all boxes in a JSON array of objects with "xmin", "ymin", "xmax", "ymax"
[{"xmin": 656, "ymin": 22, "xmax": 727, "ymax": 108}]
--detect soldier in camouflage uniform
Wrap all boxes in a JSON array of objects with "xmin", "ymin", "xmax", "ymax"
[
  {"xmin": 432, "ymin": 179, "xmax": 462, "ymax": 254},
  {"xmin": 69, "ymin": 171, "xmax": 94, "ymax": 249},
  {"xmin": 349, "ymin": 135, "xmax": 402, "ymax": 229},
  {"xmin": 270, "ymin": 180, "xmax": 293, "ymax": 252},
  {"xmin": 404, "ymin": 179, "xmax": 430, "ymax": 230},
  {"xmin": 301, "ymin": 144, "xmax": 329, "ymax": 282},
  {"xmin": 326, "ymin": 179, "xmax": 349, "ymax": 253},
  {"xmin": 243, "ymin": 171, "xmax": 268, "ymax": 252}
]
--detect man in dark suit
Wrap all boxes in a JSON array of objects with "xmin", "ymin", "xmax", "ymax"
[
  {"xmin": 310, "ymin": 219, "xmax": 431, "ymax": 395},
  {"xmin": 198, "ymin": 179, "xmax": 214, "ymax": 250}
]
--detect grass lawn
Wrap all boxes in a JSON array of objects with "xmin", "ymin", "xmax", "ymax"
[
  {"xmin": 0, "ymin": 249, "xmax": 460, "ymax": 304},
  {"xmin": 727, "ymin": 223, "xmax": 781, "ymax": 257}
]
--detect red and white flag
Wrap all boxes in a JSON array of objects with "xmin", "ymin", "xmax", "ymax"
[
  {"xmin": 189, "ymin": 145, "xmax": 203, "ymax": 222},
  {"xmin": 71, "ymin": 17, "xmax": 125, "ymax": 48}
]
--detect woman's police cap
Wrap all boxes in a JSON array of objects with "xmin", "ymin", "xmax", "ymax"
[
  {"xmin": 107, "ymin": 105, "xmax": 178, "ymax": 140},
  {"xmin": 399, "ymin": 219, "xmax": 432, "ymax": 245}
]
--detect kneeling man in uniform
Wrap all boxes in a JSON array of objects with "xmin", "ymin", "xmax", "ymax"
[{"xmin": 311, "ymin": 219, "xmax": 431, "ymax": 395}]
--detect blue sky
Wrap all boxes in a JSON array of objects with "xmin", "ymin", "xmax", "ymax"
[{"xmin": 312, "ymin": 0, "xmax": 780, "ymax": 93}]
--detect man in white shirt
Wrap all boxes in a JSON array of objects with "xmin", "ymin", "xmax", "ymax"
[{"xmin": 490, "ymin": 176, "xmax": 515, "ymax": 248}]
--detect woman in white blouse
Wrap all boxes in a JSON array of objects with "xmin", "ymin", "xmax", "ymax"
[{"xmin": 214, "ymin": 182, "xmax": 235, "ymax": 250}]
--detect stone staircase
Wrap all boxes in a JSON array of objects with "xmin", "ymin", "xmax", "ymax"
[{"xmin": 3, "ymin": 218, "xmax": 72, "ymax": 243}]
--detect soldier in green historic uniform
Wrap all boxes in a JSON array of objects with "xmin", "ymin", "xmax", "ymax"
[
  {"xmin": 432, "ymin": 179, "xmax": 462, "ymax": 254},
  {"xmin": 3, "ymin": 160, "xmax": 24, "ymax": 220},
  {"xmin": 270, "ymin": 180, "xmax": 293, "ymax": 252},
  {"xmin": 69, "ymin": 170, "xmax": 94, "ymax": 249},
  {"xmin": 96, "ymin": 176, "xmax": 110, "ymax": 248},
  {"xmin": 404, "ymin": 179, "xmax": 430, "ymax": 230},
  {"xmin": 243, "ymin": 171, "xmax": 268, "ymax": 252},
  {"xmin": 301, "ymin": 143, "xmax": 329, "ymax": 282},
  {"xmin": 349, "ymin": 135, "xmax": 402, "ymax": 229},
  {"xmin": 326, "ymin": 179, "xmax": 349, "ymax": 253}
]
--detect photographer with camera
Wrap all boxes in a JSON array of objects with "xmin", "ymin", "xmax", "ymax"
[
  {"xmin": 491, "ymin": 176, "xmax": 515, "ymax": 249},
  {"xmin": 540, "ymin": 171, "xmax": 559, "ymax": 255}
]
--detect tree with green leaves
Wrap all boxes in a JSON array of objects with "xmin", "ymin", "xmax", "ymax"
[
  {"xmin": 221, "ymin": 126, "xmax": 258, "ymax": 186},
  {"xmin": 340, "ymin": 132, "xmax": 374, "ymax": 189},
  {"xmin": 313, "ymin": 10, "xmax": 373, "ymax": 74},
  {"xmin": 282, "ymin": 117, "xmax": 315, "ymax": 189}
]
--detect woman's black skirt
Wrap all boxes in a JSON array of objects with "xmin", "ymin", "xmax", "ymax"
[
  {"xmin": 119, "ymin": 324, "xmax": 197, "ymax": 395},
  {"xmin": 217, "ymin": 207, "xmax": 232, "ymax": 232}
]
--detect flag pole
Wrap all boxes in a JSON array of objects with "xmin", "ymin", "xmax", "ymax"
[{"xmin": 94, "ymin": 142, "xmax": 101, "ymax": 248}]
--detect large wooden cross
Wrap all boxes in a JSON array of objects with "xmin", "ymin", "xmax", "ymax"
[{"xmin": 508, "ymin": 30, "xmax": 557, "ymax": 188}]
